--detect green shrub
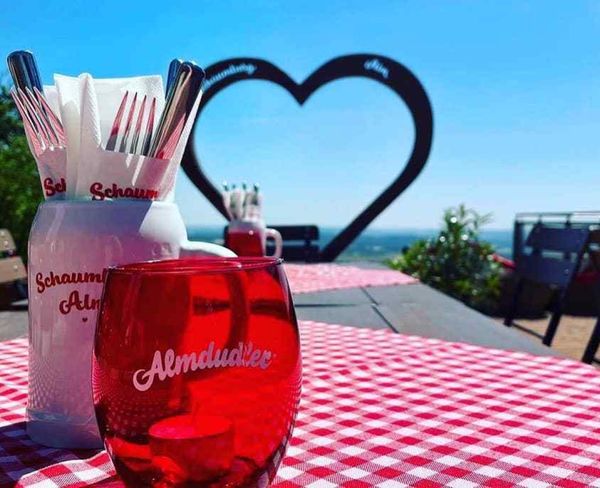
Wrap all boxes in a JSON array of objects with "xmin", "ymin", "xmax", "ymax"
[
  {"xmin": 387, "ymin": 204, "xmax": 501, "ymax": 313},
  {"xmin": 0, "ymin": 83, "xmax": 43, "ymax": 258}
]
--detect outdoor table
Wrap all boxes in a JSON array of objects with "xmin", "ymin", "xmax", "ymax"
[
  {"xmin": 2, "ymin": 320, "xmax": 600, "ymax": 486},
  {"xmin": 284, "ymin": 263, "xmax": 417, "ymax": 294},
  {"xmin": 1, "ymin": 263, "xmax": 596, "ymax": 486}
]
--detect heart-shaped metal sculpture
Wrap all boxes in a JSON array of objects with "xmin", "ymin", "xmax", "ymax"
[{"xmin": 182, "ymin": 54, "xmax": 433, "ymax": 261}]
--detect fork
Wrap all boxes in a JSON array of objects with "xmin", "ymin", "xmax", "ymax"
[
  {"xmin": 7, "ymin": 50, "xmax": 65, "ymax": 155},
  {"xmin": 105, "ymin": 91, "xmax": 156, "ymax": 155},
  {"xmin": 10, "ymin": 87, "xmax": 65, "ymax": 155}
]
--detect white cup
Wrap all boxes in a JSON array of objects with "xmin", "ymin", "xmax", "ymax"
[{"xmin": 27, "ymin": 200, "xmax": 234, "ymax": 448}]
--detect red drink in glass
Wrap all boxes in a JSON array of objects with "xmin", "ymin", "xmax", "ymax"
[{"xmin": 93, "ymin": 258, "xmax": 301, "ymax": 487}]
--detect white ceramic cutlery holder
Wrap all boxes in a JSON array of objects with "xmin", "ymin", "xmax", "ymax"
[{"xmin": 27, "ymin": 200, "xmax": 234, "ymax": 448}]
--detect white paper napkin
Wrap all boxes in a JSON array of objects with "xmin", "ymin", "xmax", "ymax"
[
  {"xmin": 53, "ymin": 73, "xmax": 171, "ymax": 199},
  {"xmin": 54, "ymin": 74, "xmax": 84, "ymax": 198}
]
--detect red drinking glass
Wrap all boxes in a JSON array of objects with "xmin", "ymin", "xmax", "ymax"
[{"xmin": 92, "ymin": 258, "xmax": 301, "ymax": 487}]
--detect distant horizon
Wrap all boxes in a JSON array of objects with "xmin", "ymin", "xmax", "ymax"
[{"xmin": 187, "ymin": 223, "xmax": 513, "ymax": 232}]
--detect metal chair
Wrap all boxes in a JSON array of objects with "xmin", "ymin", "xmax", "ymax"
[{"xmin": 503, "ymin": 223, "xmax": 592, "ymax": 353}]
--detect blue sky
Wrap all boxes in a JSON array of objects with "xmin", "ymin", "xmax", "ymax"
[{"xmin": 2, "ymin": 1, "xmax": 599, "ymax": 229}]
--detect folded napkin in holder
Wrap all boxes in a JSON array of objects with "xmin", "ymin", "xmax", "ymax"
[{"xmin": 50, "ymin": 72, "xmax": 199, "ymax": 202}]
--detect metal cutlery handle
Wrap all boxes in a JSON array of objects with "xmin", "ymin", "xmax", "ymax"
[
  {"xmin": 7, "ymin": 50, "xmax": 43, "ymax": 91},
  {"xmin": 166, "ymin": 59, "xmax": 182, "ymax": 98},
  {"xmin": 149, "ymin": 61, "xmax": 205, "ymax": 159}
]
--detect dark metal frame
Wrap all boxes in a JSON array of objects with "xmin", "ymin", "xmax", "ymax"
[{"xmin": 182, "ymin": 54, "xmax": 434, "ymax": 261}]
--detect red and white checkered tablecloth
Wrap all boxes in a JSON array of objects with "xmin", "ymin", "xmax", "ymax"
[
  {"xmin": 284, "ymin": 264, "xmax": 417, "ymax": 294},
  {"xmin": 2, "ymin": 321, "xmax": 600, "ymax": 487}
]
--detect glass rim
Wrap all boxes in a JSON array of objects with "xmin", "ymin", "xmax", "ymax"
[{"xmin": 107, "ymin": 257, "xmax": 284, "ymax": 276}]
